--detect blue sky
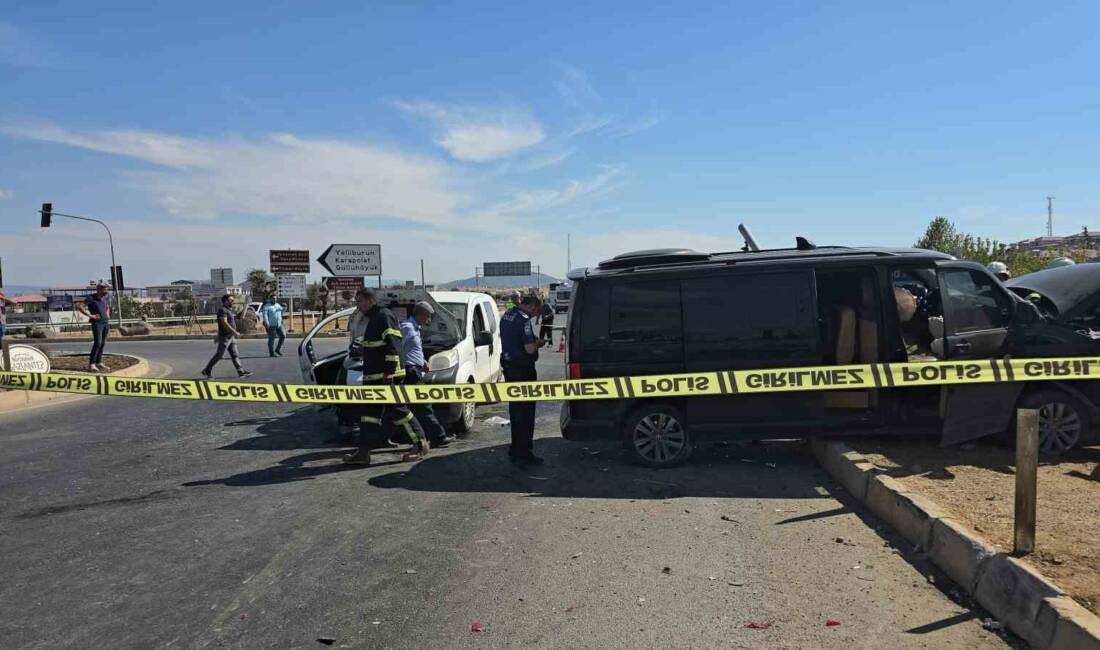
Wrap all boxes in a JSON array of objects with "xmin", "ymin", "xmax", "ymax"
[{"xmin": 2, "ymin": 1, "xmax": 1099, "ymax": 286}]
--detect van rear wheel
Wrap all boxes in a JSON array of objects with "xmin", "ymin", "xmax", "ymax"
[{"xmin": 622, "ymin": 404, "xmax": 691, "ymax": 468}]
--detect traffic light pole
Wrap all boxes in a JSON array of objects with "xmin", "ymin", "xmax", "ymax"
[{"xmin": 39, "ymin": 207, "xmax": 124, "ymax": 327}]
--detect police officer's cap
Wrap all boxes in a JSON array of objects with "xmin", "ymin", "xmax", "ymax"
[{"xmin": 414, "ymin": 301, "xmax": 435, "ymax": 315}]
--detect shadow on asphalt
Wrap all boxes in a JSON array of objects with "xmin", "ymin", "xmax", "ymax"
[
  {"xmin": 361, "ymin": 438, "xmax": 837, "ymax": 500},
  {"xmin": 220, "ymin": 408, "xmax": 345, "ymax": 451}
]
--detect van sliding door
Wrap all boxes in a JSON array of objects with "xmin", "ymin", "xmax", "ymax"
[{"xmin": 682, "ymin": 270, "xmax": 822, "ymax": 430}]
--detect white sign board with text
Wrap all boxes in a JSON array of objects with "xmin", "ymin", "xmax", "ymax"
[
  {"xmin": 318, "ymin": 244, "xmax": 382, "ymax": 277},
  {"xmin": 1, "ymin": 345, "xmax": 51, "ymax": 373},
  {"xmin": 276, "ymin": 273, "xmax": 306, "ymax": 299}
]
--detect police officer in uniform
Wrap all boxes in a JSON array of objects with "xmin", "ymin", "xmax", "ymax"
[
  {"xmin": 500, "ymin": 294, "xmax": 544, "ymax": 465},
  {"xmin": 343, "ymin": 287, "xmax": 429, "ymax": 466}
]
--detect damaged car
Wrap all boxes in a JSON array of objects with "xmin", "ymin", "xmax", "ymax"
[
  {"xmin": 562, "ymin": 240, "xmax": 1098, "ymax": 467},
  {"xmin": 299, "ymin": 289, "xmax": 502, "ymax": 432}
]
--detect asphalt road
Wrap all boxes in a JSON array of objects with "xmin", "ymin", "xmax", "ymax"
[{"xmin": 0, "ymin": 337, "xmax": 1017, "ymax": 648}]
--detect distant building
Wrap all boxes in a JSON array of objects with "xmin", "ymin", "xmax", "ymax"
[
  {"xmin": 1014, "ymin": 229, "xmax": 1100, "ymax": 258},
  {"xmin": 147, "ymin": 284, "xmax": 191, "ymax": 301},
  {"xmin": 210, "ymin": 267, "xmax": 234, "ymax": 289}
]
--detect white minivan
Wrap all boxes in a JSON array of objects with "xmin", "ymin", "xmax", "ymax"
[{"xmin": 298, "ymin": 289, "xmax": 502, "ymax": 431}]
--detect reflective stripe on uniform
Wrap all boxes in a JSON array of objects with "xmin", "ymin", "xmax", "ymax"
[
  {"xmin": 385, "ymin": 355, "xmax": 401, "ymax": 362},
  {"xmin": 360, "ymin": 416, "xmax": 382, "ymax": 424},
  {"xmin": 395, "ymin": 412, "xmax": 414, "ymax": 425},
  {"xmin": 383, "ymin": 328, "xmax": 402, "ymax": 338},
  {"xmin": 363, "ymin": 373, "xmax": 386, "ymax": 380},
  {"xmin": 363, "ymin": 340, "xmax": 387, "ymax": 348}
]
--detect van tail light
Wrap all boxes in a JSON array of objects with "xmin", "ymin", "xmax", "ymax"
[{"xmin": 568, "ymin": 362, "xmax": 583, "ymax": 379}]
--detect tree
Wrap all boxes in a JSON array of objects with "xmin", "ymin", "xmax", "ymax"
[
  {"xmin": 305, "ymin": 281, "xmax": 324, "ymax": 311},
  {"xmin": 913, "ymin": 216, "xmax": 1089, "ymax": 278},
  {"xmin": 171, "ymin": 287, "xmax": 195, "ymax": 317},
  {"xmin": 247, "ymin": 269, "xmax": 275, "ymax": 301},
  {"xmin": 914, "ymin": 216, "xmax": 962, "ymax": 254}
]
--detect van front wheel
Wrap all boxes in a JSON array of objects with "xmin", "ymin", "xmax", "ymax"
[{"xmin": 622, "ymin": 404, "xmax": 691, "ymax": 468}]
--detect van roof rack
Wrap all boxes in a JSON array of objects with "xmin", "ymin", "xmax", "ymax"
[{"xmin": 597, "ymin": 248, "xmax": 711, "ymax": 270}]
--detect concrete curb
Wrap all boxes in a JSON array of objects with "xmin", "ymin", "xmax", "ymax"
[
  {"xmin": 810, "ymin": 438, "xmax": 1100, "ymax": 650},
  {"xmin": 0, "ymin": 355, "xmax": 151, "ymax": 412}
]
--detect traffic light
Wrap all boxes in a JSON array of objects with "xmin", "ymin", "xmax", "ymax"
[{"xmin": 40, "ymin": 203, "xmax": 52, "ymax": 228}]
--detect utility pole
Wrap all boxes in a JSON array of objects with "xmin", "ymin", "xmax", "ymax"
[
  {"xmin": 1047, "ymin": 196, "xmax": 1056, "ymax": 237},
  {"xmin": 567, "ymin": 233, "xmax": 572, "ymax": 272},
  {"xmin": 38, "ymin": 203, "xmax": 123, "ymax": 327},
  {"xmin": 420, "ymin": 259, "xmax": 426, "ymax": 288}
]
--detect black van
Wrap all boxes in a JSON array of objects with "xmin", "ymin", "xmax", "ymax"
[{"xmin": 561, "ymin": 244, "xmax": 1100, "ymax": 466}]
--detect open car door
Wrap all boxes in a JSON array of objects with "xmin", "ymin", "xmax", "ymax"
[{"xmin": 936, "ymin": 264, "xmax": 1024, "ymax": 445}]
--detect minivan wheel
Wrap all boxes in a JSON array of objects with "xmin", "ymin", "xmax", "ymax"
[
  {"xmin": 452, "ymin": 401, "xmax": 476, "ymax": 434},
  {"xmin": 622, "ymin": 404, "xmax": 691, "ymax": 468},
  {"xmin": 1017, "ymin": 389, "xmax": 1091, "ymax": 455}
]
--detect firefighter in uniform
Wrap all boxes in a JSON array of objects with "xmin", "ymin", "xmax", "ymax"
[{"xmin": 343, "ymin": 287, "xmax": 429, "ymax": 466}]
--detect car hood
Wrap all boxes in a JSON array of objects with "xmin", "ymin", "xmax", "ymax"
[
  {"xmin": 375, "ymin": 288, "xmax": 462, "ymax": 345},
  {"xmin": 1007, "ymin": 264, "xmax": 1100, "ymax": 318}
]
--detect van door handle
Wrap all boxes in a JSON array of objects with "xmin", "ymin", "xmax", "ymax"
[{"xmin": 954, "ymin": 340, "xmax": 971, "ymax": 353}]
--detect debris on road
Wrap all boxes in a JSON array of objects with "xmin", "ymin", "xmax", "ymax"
[
  {"xmin": 317, "ymin": 638, "xmax": 336, "ymax": 645},
  {"xmin": 728, "ymin": 581, "xmax": 745, "ymax": 586},
  {"xmin": 484, "ymin": 416, "xmax": 510, "ymax": 426},
  {"xmin": 372, "ymin": 621, "xmax": 381, "ymax": 625},
  {"xmin": 662, "ymin": 567, "xmax": 672, "ymax": 575},
  {"xmin": 405, "ymin": 569, "xmax": 418, "ymax": 574},
  {"xmin": 826, "ymin": 619, "xmax": 841, "ymax": 627},
  {"xmin": 720, "ymin": 515, "xmax": 741, "ymax": 524},
  {"xmin": 981, "ymin": 619, "xmax": 1004, "ymax": 631},
  {"xmin": 745, "ymin": 621, "xmax": 772, "ymax": 629},
  {"xmin": 471, "ymin": 621, "xmax": 485, "ymax": 633},
  {"xmin": 834, "ymin": 537, "xmax": 856, "ymax": 546},
  {"xmin": 571, "ymin": 552, "xmax": 583, "ymax": 559},
  {"xmin": 638, "ymin": 597, "xmax": 646, "ymax": 604}
]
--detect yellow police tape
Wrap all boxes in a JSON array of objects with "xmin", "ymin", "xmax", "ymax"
[{"xmin": 3, "ymin": 357, "xmax": 1100, "ymax": 406}]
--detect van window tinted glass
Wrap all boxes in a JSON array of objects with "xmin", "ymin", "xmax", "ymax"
[
  {"xmin": 942, "ymin": 270, "xmax": 1010, "ymax": 333},
  {"xmin": 683, "ymin": 271, "xmax": 818, "ymax": 369},
  {"xmin": 610, "ymin": 281, "xmax": 682, "ymax": 343},
  {"xmin": 472, "ymin": 303, "xmax": 488, "ymax": 337}
]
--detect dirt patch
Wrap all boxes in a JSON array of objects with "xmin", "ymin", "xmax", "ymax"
[
  {"xmin": 48, "ymin": 353, "xmax": 139, "ymax": 373},
  {"xmin": 848, "ymin": 436, "xmax": 1100, "ymax": 615}
]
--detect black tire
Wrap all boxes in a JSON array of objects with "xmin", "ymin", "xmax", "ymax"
[
  {"xmin": 622, "ymin": 403, "xmax": 691, "ymax": 468},
  {"xmin": 1017, "ymin": 389, "xmax": 1092, "ymax": 455}
]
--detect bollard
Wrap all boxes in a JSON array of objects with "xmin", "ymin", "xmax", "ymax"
[
  {"xmin": 1, "ymin": 337, "xmax": 10, "ymax": 373},
  {"xmin": 1014, "ymin": 408, "xmax": 1040, "ymax": 555}
]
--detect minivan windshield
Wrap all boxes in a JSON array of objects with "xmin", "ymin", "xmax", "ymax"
[{"xmin": 439, "ymin": 302, "xmax": 468, "ymax": 339}]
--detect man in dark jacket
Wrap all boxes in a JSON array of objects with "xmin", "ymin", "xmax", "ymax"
[
  {"xmin": 500, "ymin": 294, "xmax": 543, "ymax": 465},
  {"xmin": 343, "ymin": 287, "xmax": 428, "ymax": 466}
]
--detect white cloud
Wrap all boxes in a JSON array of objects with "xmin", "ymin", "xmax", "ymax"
[
  {"xmin": 394, "ymin": 101, "xmax": 545, "ymax": 162},
  {"xmin": 487, "ymin": 165, "xmax": 622, "ymax": 216},
  {"xmin": 2, "ymin": 124, "xmax": 464, "ymax": 224},
  {"xmin": 0, "ymin": 187, "xmax": 12, "ymax": 200}
]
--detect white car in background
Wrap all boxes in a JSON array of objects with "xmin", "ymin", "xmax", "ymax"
[{"xmin": 298, "ymin": 289, "xmax": 502, "ymax": 432}]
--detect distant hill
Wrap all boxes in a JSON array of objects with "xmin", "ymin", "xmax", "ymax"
[{"xmin": 440, "ymin": 272, "xmax": 562, "ymax": 289}]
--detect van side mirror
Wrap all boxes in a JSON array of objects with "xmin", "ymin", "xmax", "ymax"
[
  {"xmin": 1014, "ymin": 300, "xmax": 1042, "ymax": 325},
  {"xmin": 475, "ymin": 331, "xmax": 493, "ymax": 347}
]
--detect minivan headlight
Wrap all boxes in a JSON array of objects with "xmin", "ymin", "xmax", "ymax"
[{"xmin": 428, "ymin": 349, "xmax": 460, "ymax": 371}]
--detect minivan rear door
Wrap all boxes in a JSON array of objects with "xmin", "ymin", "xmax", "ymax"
[{"xmin": 936, "ymin": 264, "xmax": 1021, "ymax": 445}]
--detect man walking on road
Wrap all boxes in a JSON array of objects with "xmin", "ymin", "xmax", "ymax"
[
  {"xmin": 201, "ymin": 295, "xmax": 253, "ymax": 379},
  {"xmin": 538, "ymin": 300, "xmax": 555, "ymax": 347},
  {"xmin": 259, "ymin": 297, "xmax": 286, "ymax": 357},
  {"xmin": 343, "ymin": 288, "xmax": 428, "ymax": 466},
  {"xmin": 76, "ymin": 283, "xmax": 112, "ymax": 372},
  {"xmin": 400, "ymin": 301, "xmax": 454, "ymax": 447},
  {"xmin": 500, "ymin": 294, "xmax": 543, "ymax": 465}
]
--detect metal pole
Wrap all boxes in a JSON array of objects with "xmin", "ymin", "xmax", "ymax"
[
  {"xmin": 1014, "ymin": 408, "xmax": 1039, "ymax": 555},
  {"xmin": 1047, "ymin": 196, "xmax": 1055, "ymax": 238},
  {"xmin": 475, "ymin": 268, "xmax": 479, "ymax": 288},
  {"xmin": 420, "ymin": 259, "xmax": 425, "ymax": 288},
  {"xmin": 47, "ymin": 210, "xmax": 124, "ymax": 327}
]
